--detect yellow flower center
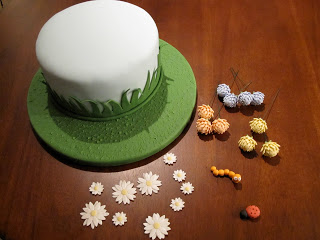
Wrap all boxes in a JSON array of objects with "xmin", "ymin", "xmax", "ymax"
[
  {"xmin": 117, "ymin": 216, "xmax": 123, "ymax": 221},
  {"xmin": 153, "ymin": 222, "xmax": 160, "ymax": 229},
  {"xmin": 90, "ymin": 210, "xmax": 97, "ymax": 217},
  {"xmin": 185, "ymin": 187, "xmax": 190, "ymax": 191},
  {"xmin": 121, "ymin": 189, "xmax": 127, "ymax": 195},
  {"xmin": 94, "ymin": 186, "xmax": 98, "ymax": 191},
  {"xmin": 175, "ymin": 202, "xmax": 180, "ymax": 206},
  {"xmin": 167, "ymin": 156, "xmax": 172, "ymax": 160},
  {"xmin": 177, "ymin": 173, "xmax": 182, "ymax": 177},
  {"xmin": 146, "ymin": 180, "xmax": 152, "ymax": 186}
]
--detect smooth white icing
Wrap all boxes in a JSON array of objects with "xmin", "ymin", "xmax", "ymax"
[{"xmin": 36, "ymin": 0, "xmax": 159, "ymax": 103}]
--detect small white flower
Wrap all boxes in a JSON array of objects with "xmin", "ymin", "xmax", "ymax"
[
  {"xmin": 170, "ymin": 197, "xmax": 185, "ymax": 212},
  {"xmin": 80, "ymin": 201, "xmax": 109, "ymax": 229},
  {"xmin": 173, "ymin": 170, "xmax": 186, "ymax": 182},
  {"xmin": 143, "ymin": 213, "xmax": 171, "ymax": 240},
  {"xmin": 112, "ymin": 212, "xmax": 127, "ymax": 226},
  {"xmin": 89, "ymin": 182, "xmax": 104, "ymax": 195},
  {"xmin": 163, "ymin": 153, "xmax": 177, "ymax": 165},
  {"xmin": 180, "ymin": 182, "xmax": 194, "ymax": 195},
  {"xmin": 137, "ymin": 172, "xmax": 162, "ymax": 195},
  {"xmin": 112, "ymin": 180, "xmax": 137, "ymax": 204}
]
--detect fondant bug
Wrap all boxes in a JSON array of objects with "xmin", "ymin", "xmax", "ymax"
[{"xmin": 210, "ymin": 166, "xmax": 241, "ymax": 183}]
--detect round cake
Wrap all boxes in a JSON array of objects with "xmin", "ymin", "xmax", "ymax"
[{"xmin": 36, "ymin": 0, "xmax": 160, "ymax": 119}]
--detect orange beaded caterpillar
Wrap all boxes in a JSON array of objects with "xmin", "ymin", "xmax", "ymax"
[{"xmin": 210, "ymin": 166, "xmax": 241, "ymax": 183}]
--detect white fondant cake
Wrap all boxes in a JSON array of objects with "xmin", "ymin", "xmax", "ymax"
[{"xmin": 36, "ymin": 0, "xmax": 159, "ymax": 104}]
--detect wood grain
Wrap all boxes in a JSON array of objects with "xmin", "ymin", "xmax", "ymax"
[{"xmin": 1, "ymin": 0, "xmax": 320, "ymax": 239}]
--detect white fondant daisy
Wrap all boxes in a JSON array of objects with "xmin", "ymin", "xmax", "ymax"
[
  {"xmin": 163, "ymin": 153, "xmax": 177, "ymax": 165},
  {"xmin": 112, "ymin": 212, "xmax": 127, "ymax": 226},
  {"xmin": 89, "ymin": 182, "xmax": 104, "ymax": 195},
  {"xmin": 143, "ymin": 213, "xmax": 171, "ymax": 240},
  {"xmin": 180, "ymin": 182, "xmax": 194, "ymax": 195},
  {"xmin": 170, "ymin": 197, "xmax": 185, "ymax": 212},
  {"xmin": 112, "ymin": 180, "xmax": 137, "ymax": 204},
  {"xmin": 80, "ymin": 201, "xmax": 109, "ymax": 229},
  {"xmin": 173, "ymin": 170, "xmax": 186, "ymax": 182},
  {"xmin": 137, "ymin": 171, "xmax": 162, "ymax": 195}
]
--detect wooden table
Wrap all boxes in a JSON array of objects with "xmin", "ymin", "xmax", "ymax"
[{"xmin": 1, "ymin": 0, "xmax": 319, "ymax": 239}]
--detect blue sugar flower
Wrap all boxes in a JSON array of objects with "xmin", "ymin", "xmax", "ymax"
[
  {"xmin": 251, "ymin": 91, "xmax": 265, "ymax": 105},
  {"xmin": 223, "ymin": 93, "xmax": 238, "ymax": 108},
  {"xmin": 217, "ymin": 84, "xmax": 231, "ymax": 98},
  {"xmin": 237, "ymin": 91, "xmax": 253, "ymax": 106}
]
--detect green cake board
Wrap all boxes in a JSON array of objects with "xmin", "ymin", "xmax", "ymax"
[{"xmin": 27, "ymin": 40, "xmax": 197, "ymax": 166}]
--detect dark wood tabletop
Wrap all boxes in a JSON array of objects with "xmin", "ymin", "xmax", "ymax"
[{"xmin": 1, "ymin": 0, "xmax": 320, "ymax": 239}]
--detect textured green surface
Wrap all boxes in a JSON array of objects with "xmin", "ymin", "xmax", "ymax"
[
  {"xmin": 27, "ymin": 40, "xmax": 197, "ymax": 166},
  {"xmin": 44, "ymin": 63, "xmax": 163, "ymax": 121}
]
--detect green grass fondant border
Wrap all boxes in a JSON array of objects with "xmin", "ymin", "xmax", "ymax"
[
  {"xmin": 27, "ymin": 40, "xmax": 197, "ymax": 166},
  {"xmin": 44, "ymin": 61, "xmax": 164, "ymax": 121}
]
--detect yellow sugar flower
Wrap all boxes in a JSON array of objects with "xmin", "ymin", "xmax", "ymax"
[
  {"xmin": 261, "ymin": 140, "xmax": 280, "ymax": 157},
  {"xmin": 238, "ymin": 135, "xmax": 257, "ymax": 152},
  {"xmin": 249, "ymin": 118, "xmax": 268, "ymax": 134}
]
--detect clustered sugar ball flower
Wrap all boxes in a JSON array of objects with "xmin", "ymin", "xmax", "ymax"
[
  {"xmin": 211, "ymin": 118, "xmax": 230, "ymax": 134},
  {"xmin": 143, "ymin": 213, "xmax": 171, "ymax": 240},
  {"xmin": 170, "ymin": 198, "xmax": 185, "ymax": 212},
  {"xmin": 137, "ymin": 172, "xmax": 162, "ymax": 195},
  {"xmin": 196, "ymin": 118, "xmax": 212, "ymax": 135},
  {"xmin": 80, "ymin": 201, "xmax": 109, "ymax": 229},
  {"xmin": 223, "ymin": 93, "xmax": 238, "ymax": 108},
  {"xmin": 261, "ymin": 140, "xmax": 280, "ymax": 157},
  {"xmin": 237, "ymin": 91, "xmax": 253, "ymax": 106},
  {"xmin": 217, "ymin": 83, "xmax": 231, "ymax": 97},
  {"xmin": 249, "ymin": 118, "xmax": 268, "ymax": 134},
  {"xmin": 197, "ymin": 104, "xmax": 214, "ymax": 119},
  {"xmin": 112, "ymin": 180, "xmax": 137, "ymax": 205},
  {"xmin": 112, "ymin": 212, "xmax": 127, "ymax": 226},
  {"xmin": 89, "ymin": 182, "xmax": 104, "ymax": 195},
  {"xmin": 238, "ymin": 135, "xmax": 257, "ymax": 152},
  {"xmin": 251, "ymin": 91, "xmax": 265, "ymax": 105}
]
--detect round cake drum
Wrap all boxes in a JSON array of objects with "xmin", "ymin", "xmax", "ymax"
[{"xmin": 27, "ymin": 40, "xmax": 197, "ymax": 166}]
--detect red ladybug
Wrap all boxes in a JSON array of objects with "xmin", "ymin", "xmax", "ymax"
[{"xmin": 240, "ymin": 205, "xmax": 260, "ymax": 219}]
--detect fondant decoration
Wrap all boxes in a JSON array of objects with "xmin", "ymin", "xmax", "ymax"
[
  {"xmin": 89, "ymin": 182, "xmax": 104, "ymax": 195},
  {"xmin": 36, "ymin": 0, "xmax": 159, "ymax": 118},
  {"xmin": 180, "ymin": 182, "xmax": 194, "ymax": 195},
  {"xmin": 246, "ymin": 205, "xmax": 261, "ymax": 219},
  {"xmin": 240, "ymin": 209, "xmax": 248, "ymax": 219},
  {"xmin": 249, "ymin": 118, "xmax": 268, "ymax": 134},
  {"xmin": 137, "ymin": 172, "xmax": 162, "ymax": 195},
  {"xmin": 223, "ymin": 93, "xmax": 238, "ymax": 108},
  {"xmin": 197, "ymin": 104, "xmax": 214, "ymax": 120},
  {"xmin": 217, "ymin": 84, "xmax": 231, "ymax": 98},
  {"xmin": 112, "ymin": 180, "xmax": 137, "ymax": 204},
  {"xmin": 196, "ymin": 118, "xmax": 212, "ymax": 135},
  {"xmin": 240, "ymin": 205, "xmax": 261, "ymax": 219},
  {"xmin": 261, "ymin": 140, "xmax": 280, "ymax": 157},
  {"xmin": 163, "ymin": 153, "xmax": 177, "ymax": 165},
  {"xmin": 143, "ymin": 213, "xmax": 171, "ymax": 240},
  {"xmin": 210, "ymin": 166, "xmax": 241, "ymax": 183},
  {"xmin": 251, "ymin": 91, "xmax": 265, "ymax": 105},
  {"xmin": 80, "ymin": 201, "xmax": 109, "ymax": 229},
  {"xmin": 170, "ymin": 197, "xmax": 185, "ymax": 212},
  {"xmin": 237, "ymin": 91, "xmax": 253, "ymax": 106},
  {"xmin": 112, "ymin": 212, "xmax": 127, "ymax": 226},
  {"xmin": 238, "ymin": 135, "xmax": 257, "ymax": 152},
  {"xmin": 173, "ymin": 170, "xmax": 186, "ymax": 182},
  {"xmin": 211, "ymin": 118, "xmax": 230, "ymax": 134},
  {"xmin": 28, "ymin": 40, "xmax": 197, "ymax": 166},
  {"xmin": 44, "ymin": 65, "xmax": 163, "ymax": 120}
]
